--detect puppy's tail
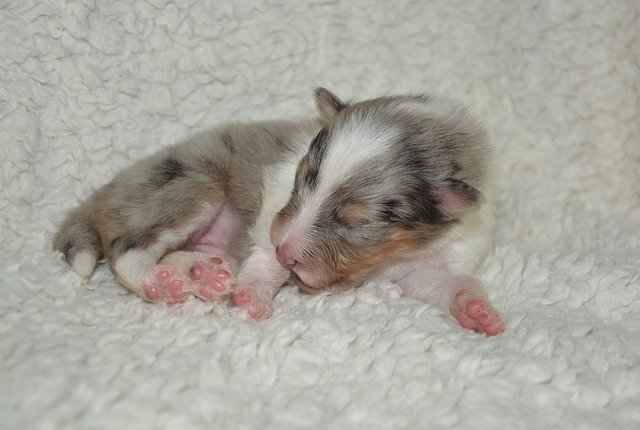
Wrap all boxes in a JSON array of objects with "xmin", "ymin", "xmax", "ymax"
[{"xmin": 53, "ymin": 201, "xmax": 101, "ymax": 279}]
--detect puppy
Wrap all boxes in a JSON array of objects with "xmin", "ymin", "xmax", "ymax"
[{"xmin": 54, "ymin": 88, "xmax": 504, "ymax": 335}]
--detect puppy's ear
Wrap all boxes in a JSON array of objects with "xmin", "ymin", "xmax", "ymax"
[
  {"xmin": 434, "ymin": 180, "xmax": 484, "ymax": 220},
  {"xmin": 314, "ymin": 87, "xmax": 346, "ymax": 123}
]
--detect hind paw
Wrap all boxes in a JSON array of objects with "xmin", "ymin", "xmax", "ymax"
[
  {"xmin": 143, "ymin": 267, "xmax": 190, "ymax": 304},
  {"xmin": 188, "ymin": 256, "xmax": 233, "ymax": 301},
  {"xmin": 141, "ymin": 252, "xmax": 234, "ymax": 303}
]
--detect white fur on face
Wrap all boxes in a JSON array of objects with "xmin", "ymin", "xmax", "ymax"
[{"xmin": 282, "ymin": 117, "xmax": 401, "ymax": 248}]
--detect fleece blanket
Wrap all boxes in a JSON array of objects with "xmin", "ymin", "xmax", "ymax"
[{"xmin": 2, "ymin": 1, "xmax": 639, "ymax": 428}]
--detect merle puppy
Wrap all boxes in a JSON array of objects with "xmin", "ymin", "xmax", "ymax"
[{"xmin": 55, "ymin": 88, "xmax": 504, "ymax": 335}]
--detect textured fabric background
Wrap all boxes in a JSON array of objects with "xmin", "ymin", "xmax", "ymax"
[{"xmin": 2, "ymin": 1, "xmax": 639, "ymax": 428}]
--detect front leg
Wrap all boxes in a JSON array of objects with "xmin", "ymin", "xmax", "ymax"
[
  {"xmin": 398, "ymin": 269, "xmax": 505, "ymax": 336},
  {"xmin": 231, "ymin": 247, "xmax": 290, "ymax": 318},
  {"xmin": 230, "ymin": 157, "xmax": 306, "ymax": 318}
]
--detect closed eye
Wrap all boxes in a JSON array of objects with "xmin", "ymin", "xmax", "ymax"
[{"xmin": 331, "ymin": 202, "xmax": 371, "ymax": 226}]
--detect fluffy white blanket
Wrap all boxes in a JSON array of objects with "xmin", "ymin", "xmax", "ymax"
[{"xmin": 2, "ymin": 1, "xmax": 639, "ymax": 428}]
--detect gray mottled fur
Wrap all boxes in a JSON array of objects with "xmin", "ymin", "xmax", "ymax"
[
  {"xmin": 54, "ymin": 88, "xmax": 493, "ymax": 323},
  {"xmin": 54, "ymin": 119, "xmax": 319, "ymax": 270}
]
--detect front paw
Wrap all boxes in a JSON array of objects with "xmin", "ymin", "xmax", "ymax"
[{"xmin": 232, "ymin": 288, "xmax": 274, "ymax": 319}]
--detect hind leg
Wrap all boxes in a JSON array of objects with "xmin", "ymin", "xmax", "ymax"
[
  {"xmin": 109, "ymin": 200, "xmax": 225, "ymax": 302},
  {"xmin": 93, "ymin": 145, "xmax": 242, "ymax": 301},
  {"xmin": 109, "ymin": 197, "xmax": 246, "ymax": 303}
]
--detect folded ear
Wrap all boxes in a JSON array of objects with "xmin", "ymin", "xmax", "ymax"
[
  {"xmin": 314, "ymin": 87, "xmax": 347, "ymax": 123},
  {"xmin": 434, "ymin": 180, "xmax": 484, "ymax": 220}
]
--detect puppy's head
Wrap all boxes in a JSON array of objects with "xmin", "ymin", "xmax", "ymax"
[{"xmin": 271, "ymin": 88, "xmax": 489, "ymax": 293}]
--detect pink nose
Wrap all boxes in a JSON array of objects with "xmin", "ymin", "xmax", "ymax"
[{"xmin": 275, "ymin": 245, "xmax": 297, "ymax": 268}]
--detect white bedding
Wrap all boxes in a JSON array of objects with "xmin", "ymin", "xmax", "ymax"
[{"xmin": 2, "ymin": 1, "xmax": 639, "ymax": 428}]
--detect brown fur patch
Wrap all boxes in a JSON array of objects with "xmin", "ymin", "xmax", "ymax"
[
  {"xmin": 333, "ymin": 201, "xmax": 371, "ymax": 226},
  {"xmin": 333, "ymin": 228, "xmax": 425, "ymax": 286}
]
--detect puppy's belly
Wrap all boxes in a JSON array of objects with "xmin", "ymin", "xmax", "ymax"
[{"xmin": 189, "ymin": 200, "xmax": 244, "ymax": 258}]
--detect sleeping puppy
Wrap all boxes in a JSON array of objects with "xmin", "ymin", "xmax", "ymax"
[{"xmin": 54, "ymin": 88, "xmax": 504, "ymax": 335}]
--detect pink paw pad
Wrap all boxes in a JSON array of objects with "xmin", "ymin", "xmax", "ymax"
[
  {"xmin": 455, "ymin": 296, "xmax": 505, "ymax": 336},
  {"xmin": 143, "ymin": 269, "xmax": 189, "ymax": 304},
  {"xmin": 232, "ymin": 289, "xmax": 273, "ymax": 319},
  {"xmin": 188, "ymin": 258, "xmax": 233, "ymax": 301}
]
